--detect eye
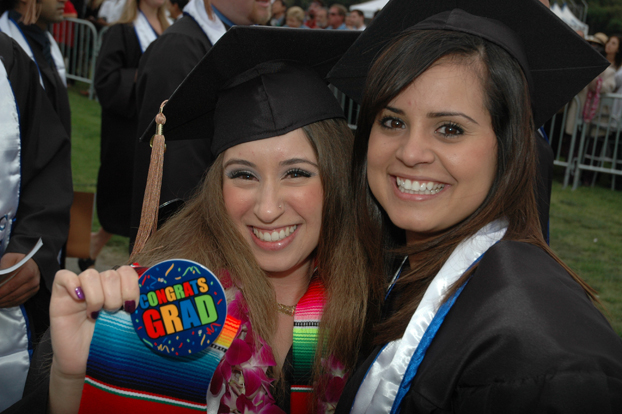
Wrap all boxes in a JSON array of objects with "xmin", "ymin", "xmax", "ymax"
[
  {"xmin": 284, "ymin": 168, "xmax": 313, "ymax": 179},
  {"xmin": 226, "ymin": 170, "xmax": 257, "ymax": 180},
  {"xmin": 436, "ymin": 122, "xmax": 464, "ymax": 138},
  {"xmin": 379, "ymin": 116, "xmax": 406, "ymax": 130}
]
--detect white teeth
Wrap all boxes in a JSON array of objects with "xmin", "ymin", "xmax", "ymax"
[
  {"xmin": 396, "ymin": 177, "xmax": 445, "ymax": 195},
  {"xmin": 253, "ymin": 225, "xmax": 297, "ymax": 242}
]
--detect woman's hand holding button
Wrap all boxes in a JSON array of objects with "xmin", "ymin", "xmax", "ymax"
[{"xmin": 48, "ymin": 266, "xmax": 139, "ymax": 414}]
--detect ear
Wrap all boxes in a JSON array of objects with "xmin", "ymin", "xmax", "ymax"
[{"xmin": 18, "ymin": 0, "xmax": 39, "ymax": 25}]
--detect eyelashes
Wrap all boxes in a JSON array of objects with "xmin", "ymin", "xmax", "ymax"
[
  {"xmin": 378, "ymin": 116, "xmax": 405, "ymax": 130},
  {"xmin": 284, "ymin": 168, "xmax": 313, "ymax": 178},
  {"xmin": 435, "ymin": 122, "xmax": 464, "ymax": 137},
  {"xmin": 225, "ymin": 168, "xmax": 315, "ymax": 181},
  {"xmin": 226, "ymin": 170, "xmax": 256, "ymax": 180},
  {"xmin": 377, "ymin": 116, "xmax": 465, "ymax": 138}
]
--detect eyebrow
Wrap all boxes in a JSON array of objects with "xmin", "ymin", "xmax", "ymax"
[
  {"xmin": 428, "ymin": 112, "xmax": 479, "ymax": 125},
  {"xmin": 280, "ymin": 158, "xmax": 318, "ymax": 168},
  {"xmin": 384, "ymin": 106, "xmax": 479, "ymax": 125},
  {"xmin": 223, "ymin": 158, "xmax": 318, "ymax": 169},
  {"xmin": 223, "ymin": 159, "xmax": 254, "ymax": 169}
]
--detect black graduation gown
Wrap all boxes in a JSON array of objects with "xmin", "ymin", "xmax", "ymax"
[
  {"xmin": 94, "ymin": 23, "xmax": 141, "ymax": 237},
  {"xmin": 337, "ymin": 241, "xmax": 622, "ymax": 413},
  {"xmin": 0, "ymin": 32, "xmax": 72, "ymax": 338},
  {"xmin": 130, "ymin": 15, "xmax": 219, "ymax": 245},
  {"xmin": 19, "ymin": 22, "xmax": 72, "ymax": 137}
]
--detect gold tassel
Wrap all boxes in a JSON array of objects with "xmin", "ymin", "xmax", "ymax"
[{"xmin": 131, "ymin": 101, "xmax": 168, "ymax": 259}]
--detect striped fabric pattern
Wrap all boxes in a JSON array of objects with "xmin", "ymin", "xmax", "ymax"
[
  {"xmin": 292, "ymin": 277, "xmax": 325, "ymax": 385},
  {"xmin": 79, "ymin": 311, "xmax": 241, "ymax": 413}
]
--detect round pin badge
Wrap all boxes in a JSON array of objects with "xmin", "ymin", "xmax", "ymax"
[{"xmin": 131, "ymin": 259, "xmax": 227, "ymax": 357}]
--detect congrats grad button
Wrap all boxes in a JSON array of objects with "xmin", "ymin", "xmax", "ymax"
[{"xmin": 132, "ymin": 259, "xmax": 227, "ymax": 357}]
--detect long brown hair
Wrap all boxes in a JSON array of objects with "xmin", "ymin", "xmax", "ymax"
[
  {"xmin": 133, "ymin": 118, "xmax": 370, "ymax": 406},
  {"xmin": 351, "ymin": 29, "xmax": 598, "ymax": 344},
  {"xmin": 117, "ymin": 0, "xmax": 170, "ymax": 30}
]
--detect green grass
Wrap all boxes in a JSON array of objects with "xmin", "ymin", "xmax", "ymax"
[
  {"xmin": 69, "ymin": 83, "xmax": 129, "ymax": 253},
  {"xmin": 549, "ymin": 174, "xmax": 622, "ymax": 336},
  {"xmin": 69, "ymin": 83, "xmax": 622, "ymax": 334}
]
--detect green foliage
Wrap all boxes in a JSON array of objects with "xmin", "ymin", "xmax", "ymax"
[{"xmin": 585, "ymin": 0, "xmax": 622, "ymax": 34}]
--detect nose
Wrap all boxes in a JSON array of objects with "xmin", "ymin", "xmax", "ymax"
[
  {"xmin": 395, "ymin": 130, "xmax": 435, "ymax": 167},
  {"xmin": 254, "ymin": 182, "xmax": 284, "ymax": 224}
]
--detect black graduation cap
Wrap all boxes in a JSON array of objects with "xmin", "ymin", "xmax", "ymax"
[
  {"xmin": 139, "ymin": 25, "xmax": 360, "ymax": 157},
  {"xmin": 132, "ymin": 26, "xmax": 359, "ymax": 257},
  {"xmin": 327, "ymin": 0, "xmax": 609, "ymax": 127}
]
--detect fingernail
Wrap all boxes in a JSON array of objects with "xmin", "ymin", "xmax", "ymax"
[
  {"xmin": 124, "ymin": 300, "xmax": 136, "ymax": 314},
  {"xmin": 75, "ymin": 287, "xmax": 85, "ymax": 300},
  {"xmin": 90, "ymin": 311, "xmax": 99, "ymax": 320}
]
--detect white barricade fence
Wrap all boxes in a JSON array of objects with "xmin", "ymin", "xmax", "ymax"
[
  {"xmin": 546, "ymin": 96, "xmax": 582, "ymax": 188},
  {"xmin": 570, "ymin": 93, "xmax": 622, "ymax": 190},
  {"xmin": 329, "ymin": 85, "xmax": 359, "ymax": 131},
  {"xmin": 50, "ymin": 18, "xmax": 98, "ymax": 99}
]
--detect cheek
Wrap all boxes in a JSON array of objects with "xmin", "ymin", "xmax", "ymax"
[
  {"xmin": 292, "ymin": 185, "xmax": 324, "ymax": 232},
  {"xmin": 222, "ymin": 185, "xmax": 250, "ymax": 225},
  {"xmin": 366, "ymin": 131, "xmax": 393, "ymax": 182},
  {"xmin": 462, "ymin": 140, "xmax": 497, "ymax": 193}
]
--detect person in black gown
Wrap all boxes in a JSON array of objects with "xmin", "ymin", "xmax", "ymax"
[
  {"xmin": 0, "ymin": 32, "xmax": 72, "ymax": 411},
  {"xmin": 83, "ymin": 0, "xmax": 169, "ymax": 269},
  {"xmin": 130, "ymin": 0, "xmax": 272, "ymax": 247},
  {"xmin": 0, "ymin": 0, "xmax": 71, "ymax": 135},
  {"xmin": 327, "ymin": 0, "xmax": 622, "ymax": 411}
]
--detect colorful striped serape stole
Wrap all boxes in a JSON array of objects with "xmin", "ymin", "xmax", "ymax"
[
  {"xmin": 291, "ymin": 278, "xmax": 325, "ymax": 414},
  {"xmin": 78, "ymin": 311, "xmax": 241, "ymax": 413}
]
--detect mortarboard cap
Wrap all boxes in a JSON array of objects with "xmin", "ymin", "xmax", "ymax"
[
  {"xmin": 139, "ymin": 26, "xmax": 359, "ymax": 158},
  {"xmin": 132, "ymin": 26, "xmax": 358, "ymax": 257},
  {"xmin": 327, "ymin": 0, "xmax": 609, "ymax": 127}
]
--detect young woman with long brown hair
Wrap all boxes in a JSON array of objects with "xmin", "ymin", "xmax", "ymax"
[
  {"xmin": 328, "ymin": 0, "xmax": 622, "ymax": 412},
  {"xmin": 6, "ymin": 28, "xmax": 369, "ymax": 414}
]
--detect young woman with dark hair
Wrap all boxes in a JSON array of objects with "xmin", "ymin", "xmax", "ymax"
[
  {"xmin": 6, "ymin": 27, "xmax": 369, "ymax": 414},
  {"xmin": 328, "ymin": 0, "xmax": 622, "ymax": 411}
]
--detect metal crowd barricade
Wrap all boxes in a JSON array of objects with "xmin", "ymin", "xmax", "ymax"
[
  {"xmin": 330, "ymin": 85, "xmax": 359, "ymax": 130},
  {"xmin": 570, "ymin": 93, "xmax": 622, "ymax": 190},
  {"xmin": 50, "ymin": 17, "xmax": 98, "ymax": 99},
  {"xmin": 546, "ymin": 96, "xmax": 582, "ymax": 188}
]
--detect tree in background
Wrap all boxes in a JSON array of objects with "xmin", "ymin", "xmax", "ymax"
[{"xmin": 586, "ymin": 0, "xmax": 622, "ymax": 34}]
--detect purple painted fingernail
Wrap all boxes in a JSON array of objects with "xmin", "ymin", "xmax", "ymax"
[
  {"xmin": 75, "ymin": 287, "xmax": 85, "ymax": 300},
  {"xmin": 124, "ymin": 300, "xmax": 136, "ymax": 314},
  {"xmin": 90, "ymin": 311, "xmax": 99, "ymax": 320}
]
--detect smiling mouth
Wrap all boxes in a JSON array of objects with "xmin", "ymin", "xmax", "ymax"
[
  {"xmin": 253, "ymin": 225, "xmax": 297, "ymax": 242},
  {"xmin": 396, "ymin": 177, "xmax": 445, "ymax": 195}
]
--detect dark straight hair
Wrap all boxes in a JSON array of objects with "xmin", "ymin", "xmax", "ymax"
[{"xmin": 351, "ymin": 29, "xmax": 597, "ymax": 344}]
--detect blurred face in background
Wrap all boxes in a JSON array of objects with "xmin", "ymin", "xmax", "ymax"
[
  {"xmin": 606, "ymin": 36, "xmax": 620, "ymax": 56},
  {"xmin": 351, "ymin": 10, "xmax": 364, "ymax": 28},
  {"xmin": 328, "ymin": 6, "xmax": 343, "ymax": 28},
  {"xmin": 315, "ymin": 8, "xmax": 327, "ymax": 28},
  {"xmin": 345, "ymin": 12, "xmax": 354, "ymax": 28},
  {"xmin": 272, "ymin": 0, "xmax": 285, "ymax": 17},
  {"xmin": 37, "ymin": 0, "xmax": 66, "ymax": 25}
]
